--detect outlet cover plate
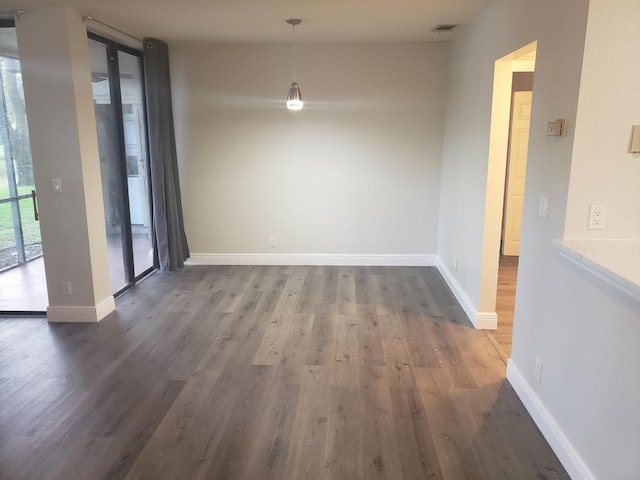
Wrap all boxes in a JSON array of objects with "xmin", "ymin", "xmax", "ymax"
[{"xmin": 587, "ymin": 205, "xmax": 606, "ymax": 230}]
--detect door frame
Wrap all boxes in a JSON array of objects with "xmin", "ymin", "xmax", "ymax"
[
  {"xmin": 477, "ymin": 41, "xmax": 537, "ymax": 328},
  {"xmin": 88, "ymin": 32, "xmax": 156, "ymax": 296}
]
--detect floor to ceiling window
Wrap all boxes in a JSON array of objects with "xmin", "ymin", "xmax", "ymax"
[
  {"xmin": 0, "ymin": 19, "xmax": 48, "ymax": 312},
  {"xmin": 88, "ymin": 33, "xmax": 154, "ymax": 295}
]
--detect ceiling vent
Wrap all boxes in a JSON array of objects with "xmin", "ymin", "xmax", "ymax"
[{"xmin": 431, "ymin": 24, "xmax": 459, "ymax": 33}]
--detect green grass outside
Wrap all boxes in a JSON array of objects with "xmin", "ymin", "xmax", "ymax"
[{"xmin": 0, "ymin": 158, "xmax": 41, "ymax": 251}]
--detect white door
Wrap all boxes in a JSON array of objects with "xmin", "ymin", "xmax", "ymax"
[{"xmin": 502, "ymin": 91, "xmax": 532, "ymax": 256}]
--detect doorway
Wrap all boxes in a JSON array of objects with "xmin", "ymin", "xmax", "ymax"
[
  {"xmin": 492, "ymin": 72, "xmax": 534, "ymax": 357},
  {"xmin": 88, "ymin": 34, "xmax": 155, "ymax": 295},
  {"xmin": 479, "ymin": 43, "xmax": 536, "ymax": 358},
  {"xmin": 0, "ymin": 20, "xmax": 48, "ymax": 313}
]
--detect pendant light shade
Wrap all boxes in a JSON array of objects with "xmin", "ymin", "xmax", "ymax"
[
  {"xmin": 285, "ymin": 18, "xmax": 303, "ymax": 111},
  {"xmin": 286, "ymin": 81, "xmax": 303, "ymax": 110}
]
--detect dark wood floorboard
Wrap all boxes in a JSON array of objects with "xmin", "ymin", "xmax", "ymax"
[{"xmin": 0, "ymin": 265, "xmax": 567, "ymax": 480}]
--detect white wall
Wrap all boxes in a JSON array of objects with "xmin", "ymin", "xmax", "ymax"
[
  {"xmin": 438, "ymin": 0, "xmax": 587, "ymax": 310},
  {"xmin": 170, "ymin": 42, "xmax": 447, "ymax": 260},
  {"xmin": 17, "ymin": 6, "xmax": 114, "ymax": 322},
  {"xmin": 564, "ymin": 0, "xmax": 640, "ymax": 239},
  {"xmin": 440, "ymin": 1, "xmax": 640, "ymax": 479}
]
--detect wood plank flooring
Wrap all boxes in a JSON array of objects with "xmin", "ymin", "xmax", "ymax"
[
  {"xmin": 492, "ymin": 256, "xmax": 519, "ymax": 358},
  {"xmin": 0, "ymin": 265, "xmax": 567, "ymax": 480}
]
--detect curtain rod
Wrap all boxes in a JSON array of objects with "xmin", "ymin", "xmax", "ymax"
[
  {"xmin": 0, "ymin": 9, "xmax": 24, "ymax": 18},
  {"xmin": 83, "ymin": 14, "xmax": 143, "ymax": 43}
]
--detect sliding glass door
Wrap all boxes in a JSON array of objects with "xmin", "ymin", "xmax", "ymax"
[
  {"xmin": 0, "ymin": 20, "xmax": 48, "ymax": 312},
  {"xmin": 88, "ymin": 34, "xmax": 154, "ymax": 294}
]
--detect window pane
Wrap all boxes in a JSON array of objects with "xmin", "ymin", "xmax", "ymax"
[
  {"xmin": 0, "ymin": 25, "xmax": 48, "ymax": 311},
  {"xmin": 89, "ymin": 38, "xmax": 128, "ymax": 293},
  {"xmin": 19, "ymin": 196, "xmax": 42, "ymax": 261},
  {"xmin": 118, "ymin": 50, "xmax": 153, "ymax": 278}
]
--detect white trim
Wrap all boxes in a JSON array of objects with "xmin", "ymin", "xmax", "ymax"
[
  {"xmin": 506, "ymin": 360, "xmax": 596, "ymax": 480},
  {"xmin": 47, "ymin": 295, "xmax": 115, "ymax": 323},
  {"xmin": 85, "ymin": 22, "xmax": 143, "ymax": 50},
  {"xmin": 95, "ymin": 295, "xmax": 116, "ymax": 320},
  {"xmin": 474, "ymin": 311, "xmax": 498, "ymax": 330},
  {"xmin": 187, "ymin": 253, "xmax": 436, "ymax": 267},
  {"xmin": 554, "ymin": 239, "xmax": 640, "ymax": 304},
  {"xmin": 435, "ymin": 257, "xmax": 497, "ymax": 329}
]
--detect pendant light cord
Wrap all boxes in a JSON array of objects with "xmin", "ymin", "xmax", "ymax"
[{"xmin": 291, "ymin": 23, "xmax": 297, "ymax": 82}]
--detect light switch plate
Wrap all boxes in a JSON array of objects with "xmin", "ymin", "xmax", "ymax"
[
  {"xmin": 52, "ymin": 178, "xmax": 63, "ymax": 193},
  {"xmin": 538, "ymin": 195, "xmax": 549, "ymax": 219},
  {"xmin": 547, "ymin": 119, "xmax": 566, "ymax": 137}
]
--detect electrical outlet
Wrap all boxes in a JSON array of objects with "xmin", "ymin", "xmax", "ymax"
[
  {"xmin": 269, "ymin": 236, "xmax": 277, "ymax": 248},
  {"xmin": 587, "ymin": 205, "xmax": 606, "ymax": 230},
  {"xmin": 535, "ymin": 357, "xmax": 543, "ymax": 383},
  {"xmin": 62, "ymin": 281, "xmax": 72, "ymax": 296}
]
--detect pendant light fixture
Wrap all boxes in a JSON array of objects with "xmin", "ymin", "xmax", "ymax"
[{"xmin": 286, "ymin": 18, "xmax": 303, "ymax": 111}]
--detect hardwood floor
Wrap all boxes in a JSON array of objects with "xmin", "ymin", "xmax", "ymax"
[
  {"xmin": 0, "ymin": 265, "xmax": 567, "ymax": 480},
  {"xmin": 492, "ymin": 256, "xmax": 519, "ymax": 359}
]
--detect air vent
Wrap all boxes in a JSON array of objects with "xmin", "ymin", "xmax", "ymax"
[{"xmin": 431, "ymin": 24, "xmax": 459, "ymax": 33}]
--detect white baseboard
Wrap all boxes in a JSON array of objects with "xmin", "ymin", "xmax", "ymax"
[
  {"xmin": 435, "ymin": 256, "xmax": 497, "ymax": 329},
  {"xmin": 506, "ymin": 360, "xmax": 595, "ymax": 480},
  {"xmin": 187, "ymin": 253, "xmax": 436, "ymax": 267},
  {"xmin": 96, "ymin": 296, "xmax": 116, "ymax": 320},
  {"xmin": 474, "ymin": 311, "xmax": 498, "ymax": 329},
  {"xmin": 47, "ymin": 295, "xmax": 115, "ymax": 323}
]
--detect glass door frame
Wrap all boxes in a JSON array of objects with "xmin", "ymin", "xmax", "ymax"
[
  {"xmin": 0, "ymin": 18, "xmax": 47, "ymax": 315},
  {"xmin": 88, "ymin": 32, "xmax": 156, "ymax": 296},
  {"xmin": 0, "ymin": 18, "xmax": 40, "ymax": 272}
]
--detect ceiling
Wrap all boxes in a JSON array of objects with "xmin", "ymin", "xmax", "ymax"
[{"xmin": 0, "ymin": 0, "xmax": 494, "ymax": 44}]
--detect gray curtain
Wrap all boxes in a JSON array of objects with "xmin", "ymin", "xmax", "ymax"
[{"xmin": 143, "ymin": 38, "xmax": 189, "ymax": 271}]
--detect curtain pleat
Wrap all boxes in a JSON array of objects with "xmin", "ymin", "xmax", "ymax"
[{"xmin": 142, "ymin": 38, "xmax": 189, "ymax": 271}]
